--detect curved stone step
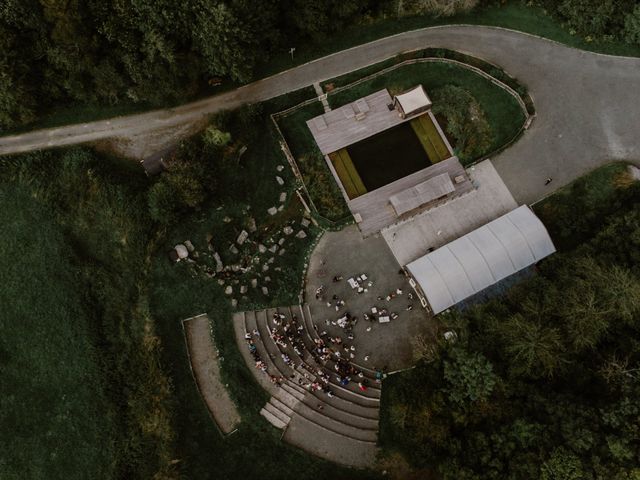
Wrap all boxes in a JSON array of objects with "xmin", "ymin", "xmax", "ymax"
[
  {"xmin": 232, "ymin": 312, "xmax": 278, "ymax": 396},
  {"xmin": 251, "ymin": 310, "xmax": 296, "ymax": 379},
  {"xmin": 298, "ymin": 394, "xmax": 378, "ymax": 431},
  {"xmin": 292, "ymin": 401, "xmax": 378, "ymax": 443},
  {"xmin": 303, "ymin": 386, "xmax": 379, "ymax": 420},
  {"xmin": 264, "ymin": 400, "xmax": 291, "ymax": 425},
  {"xmin": 269, "ymin": 396, "xmax": 294, "ymax": 417},
  {"xmin": 261, "ymin": 407, "xmax": 288, "ymax": 429},
  {"xmin": 284, "ymin": 413, "xmax": 378, "ymax": 468}
]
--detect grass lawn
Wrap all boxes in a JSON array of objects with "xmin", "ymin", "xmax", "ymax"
[
  {"xmin": 410, "ymin": 113, "xmax": 450, "ymax": 163},
  {"xmin": 328, "ymin": 61, "xmax": 525, "ymax": 163},
  {"xmin": 277, "ymin": 102, "xmax": 351, "ymax": 221},
  {"xmin": 0, "ymin": 184, "xmax": 115, "ymax": 480},
  {"xmin": 329, "ymin": 149, "xmax": 367, "ymax": 199},
  {"xmin": 534, "ymin": 162, "xmax": 639, "ymax": 251}
]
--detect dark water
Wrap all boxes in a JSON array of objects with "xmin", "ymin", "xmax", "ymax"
[{"xmin": 346, "ymin": 123, "xmax": 429, "ymax": 191}]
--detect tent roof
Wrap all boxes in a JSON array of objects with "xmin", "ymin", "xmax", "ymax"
[
  {"xmin": 406, "ymin": 205, "xmax": 556, "ymax": 314},
  {"xmin": 394, "ymin": 86, "xmax": 431, "ymax": 115}
]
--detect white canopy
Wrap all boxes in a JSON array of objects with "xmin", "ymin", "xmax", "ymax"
[
  {"xmin": 406, "ymin": 205, "xmax": 556, "ymax": 314},
  {"xmin": 394, "ymin": 86, "xmax": 432, "ymax": 116}
]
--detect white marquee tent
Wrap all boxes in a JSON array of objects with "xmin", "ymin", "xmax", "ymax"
[{"xmin": 406, "ymin": 205, "xmax": 556, "ymax": 314}]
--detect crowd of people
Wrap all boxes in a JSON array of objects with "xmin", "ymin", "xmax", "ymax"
[{"xmin": 242, "ymin": 306, "xmax": 381, "ymax": 401}]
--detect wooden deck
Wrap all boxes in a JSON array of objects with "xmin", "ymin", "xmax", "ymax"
[
  {"xmin": 348, "ymin": 156, "xmax": 474, "ymax": 237},
  {"xmin": 307, "ymin": 89, "xmax": 422, "ymax": 155}
]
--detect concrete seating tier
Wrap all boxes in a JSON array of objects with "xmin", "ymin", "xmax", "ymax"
[{"xmin": 233, "ymin": 307, "xmax": 380, "ymax": 467}]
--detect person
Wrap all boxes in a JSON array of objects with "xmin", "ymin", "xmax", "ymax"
[
  {"xmin": 252, "ymin": 329, "xmax": 260, "ymax": 337},
  {"xmin": 545, "ymin": 177, "xmax": 553, "ymax": 185},
  {"xmin": 332, "ymin": 275, "xmax": 343, "ymax": 282},
  {"xmin": 406, "ymin": 304, "xmax": 413, "ymax": 311},
  {"xmin": 358, "ymin": 382, "xmax": 367, "ymax": 391}
]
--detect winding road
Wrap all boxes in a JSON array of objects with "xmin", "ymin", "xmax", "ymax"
[{"xmin": 1, "ymin": 26, "xmax": 639, "ymax": 203}]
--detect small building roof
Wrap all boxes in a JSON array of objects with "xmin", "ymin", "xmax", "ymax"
[
  {"xmin": 389, "ymin": 173, "xmax": 455, "ymax": 216},
  {"xmin": 394, "ymin": 86, "xmax": 432, "ymax": 116},
  {"xmin": 406, "ymin": 205, "xmax": 556, "ymax": 314}
]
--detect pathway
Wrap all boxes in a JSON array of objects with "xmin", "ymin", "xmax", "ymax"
[
  {"xmin": 183, "ymin": 314, "xmax": 241, "ymax": 435},
  {"xmin": 1, "ymin": 26, "xmax": 640, "ymax": 203}
]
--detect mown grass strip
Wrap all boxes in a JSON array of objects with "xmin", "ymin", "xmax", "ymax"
[
  {"xmin": 329, "ymin": 149, "xmax": 367, "ymax": 199},
  {"xmin": 410, "ymin": 114, "xmax": 449, "ymax": 163}
]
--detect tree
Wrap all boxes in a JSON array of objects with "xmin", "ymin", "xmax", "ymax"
[
  {"xmin": 443, "ymin": 348, "xmax": 497, "ymax": 407},
  {"xmin": 431, "ymin": 85, "xmax": 493, "ymax": 161},
  {"xmin": 540, "ymin": 448, "xmax": 587, "ymax": 480},
  {"xmin": 624, "ymin": 6, "xmax": 640, "ymax": 45}
]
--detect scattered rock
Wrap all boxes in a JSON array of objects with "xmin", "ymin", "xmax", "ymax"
[
  {"xmin": 247, "ymin": 217, "xmax": 257, "ymax": 232},
  {"xmin": 174, "ymin": 244, "xmax": 189, "ymax": 259},
  {"xmin": 251, "ymin": 278, "xmax": 258, "ymax": 288},
  {"xmin": 262, "ymin": 286, "xmax": 269, "ymax": 296},
  {"xmin": 229, "ymin": 244, "xmax": 239, "ymax": 255},
  {"xmin": 236, "ymin": 230, "xmax": 249, "ymax": 245},
  {"xmin": 278, "ymin": 248, "xmax": 286, "ymax": 256},
  {"xmin": 192, "ymin": 251, "xmax": 199, "ymax": 259},
  {"xmin": 224, "ymin": 285, "xmax": 233, "ymax": 295},
  {"xmin": 231, "ymin": 264, "xmax": 241, "ymax": 272},
  {"xmin": 258, "ymin": 244, "xmax": 267, "ymax": 253},
  {"xmin": 213, "ymin": 252, "xmax": 223, "ymax": 272},
  {"xmin": 278, "ymin": 238, "xmax": 285, "ymax": 246},
  {"xmin": 277, "ymin": 205, "xmax": 284, "ymax": 212},
  {"xmin": 276, "ymin": 164, "xmax": 284, "ymax": 172},
  {"xmin": 296, "ymin": 230, "xmax": 307, "ymax": 239},
  {"xmin": 240, "ymin": 285, "xmax": 247, "ymax": 294},
  {"xmin": 223, "ymin": 216, "xmax": 232, "ymax": 223},
  {"xmin": 231, "ymin": 298, "xmax": 238, "ymax": 308},
  {"xmin": 267, "ymin": 207, "xmax": 278, "ymax": 216},
  {"xmin": 275, "ymin": 176, "xmax": 284, "ymax": 186},
  {"xmin": 301, "ymin": 218, "xmax": 311, "ymax": 228},
  {"xmin": 268, "ymin": 257, "xmax": 275, "ymax": 264},
  {"xmin": 184, "ymin": 240, "xmax": 195, "ymax": 252},
  {"xmin": 232, "ymin": 279, "xmax": 239, "ymax": 285},
  {"xmin": 268, "ymin": 245, "xmax": 278, "ymax": 253},
  {"xmin": 264, "ymin": 276, "xmax": 271, "ymax": 282},
  {"xmin": 274, "ymin": 267, "xmax": 282, "ymax": 272},
  {"xmin": 283, "ymin": 226, "xmax": 294, "ymax": 235},
  {"xmin": 217, "ymin": 279, "xmax": 225, "ymax": 286},
  {"xmin": 262, "ymin": 264, "xmax": 270, "ymax": 272},
  {"xmin": 279, "ymin": 192, "xmax": 287, "ymax": 203}
]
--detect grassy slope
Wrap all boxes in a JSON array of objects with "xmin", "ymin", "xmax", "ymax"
[{"xmin": 0, "ymin": 184, "xmax": 115, "ymax": 480}]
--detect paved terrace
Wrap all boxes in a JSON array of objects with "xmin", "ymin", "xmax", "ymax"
[
  {"xmin": 382, "ymin": 159, "xmax": 518, "ymax": 266},
  {"xmin": 349, "ymin": 156, "xmax": 474, "ymax": 237},
  {"xmin": 307, "ymin": 89, "xmax": 420, "ymax": 155}
]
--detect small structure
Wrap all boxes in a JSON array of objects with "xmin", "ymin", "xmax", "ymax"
[
  {"xmin": 394, "ymin": 85, "xmax": 432, "ymax": 119},
  {"xmin": 405, "ymin": 205, "xmax": 556, "ymax": 314}
]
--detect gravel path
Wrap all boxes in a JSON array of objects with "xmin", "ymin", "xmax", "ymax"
[
  {"xmin": 183, "ymin": 314, "xmax": 240, "ymax": 435},
  {"xmin": 1, "ymin": 26, "xmax": 639, "ymax": 202}
]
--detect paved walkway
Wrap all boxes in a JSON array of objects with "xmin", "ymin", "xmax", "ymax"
[
  {"xmin": 2, "ymin": 26, "xmax": 640, "ymax": 202},
  {"xmin": 183, "ymin": 314, "xmax": 241, "ymax": 435}
]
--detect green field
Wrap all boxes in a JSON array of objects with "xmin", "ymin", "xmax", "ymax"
[
  {"xmin": 0, "ymin": 184, "xmax": 115, "ymax": 479},
  {"xmin": 410, "ymin": 114, "xmax": 451, "ymax": 163},
  {"xmin": 329, "ymin": 149, "xmax": 367, "ymax": 199}
]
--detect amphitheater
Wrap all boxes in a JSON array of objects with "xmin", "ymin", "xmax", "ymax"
[{"xmin": 233, "ymin": 304, "xmax": 381, "ymax": 467}]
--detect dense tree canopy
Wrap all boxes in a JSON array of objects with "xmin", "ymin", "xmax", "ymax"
[{"xmin": 383, "ymin": 174, "xmax": 640, "ymax": 480}]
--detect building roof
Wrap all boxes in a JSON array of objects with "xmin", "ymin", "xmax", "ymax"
[
  {"xmin": 406, "ymin": 205, "xmax": 556, "ymax": 314},
  {"xmin": 389, "ymin": 173, "xmax": 455, "ymax": 216},
  {"xmin": 394, "ymin": 86, "xmax": 432, "ymax": 116}
]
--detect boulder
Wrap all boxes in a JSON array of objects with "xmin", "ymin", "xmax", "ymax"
[
  {"xmin": 262, "ymin": 286, "xmax": 269, "ymax": 296},
  {"xmin": 213, "ymin": 252, "xmax": 223, "ymax": 272},
  {"xmin": 184, "ymin": 240, "xmax": 195, "ymax": 252},
  {"xmin": 262, "ymin": 264, "xmax": 270, "ymax": 272},
  {"xmin": 247, "ymin": 217, "xmax": 257, "ymax": 232},
  {"xmin": 301, "ymin": 218, "xmax": 311, "ymax": 228},
  {"xmin": 277, "ymin": 205, "xmax": 284, "ymax": 212},
  {"xmin": 251, "ymin": 278, "xmax": 258, "ymax": 288},
  {"xmin": 276, "ymin": 164, "xmax": 284, "ymax": 172},
  {"xmin": 240, "ymin": 285, "xmax": 248, "ymax": 294},
  {"xmin": 229, "ymin": 244, "xmax": 239, "ymax": 255},
  {"xmin": 275, "ymin": 176, "xmax": 284, "ymax": 186},
  {"xmin": 174, "ymin": 244, "xmax": 189, "ymax": 259},
  {"xmin": 279, "ymin": 192, "xmax": 287, "ymax": 203},
  {"xmin": 278, "ymin": 237, "xmax": 285, "ymax": 246},
  {"xmin": 231, "ymin": 298, "xmax": 238, "ymax": 308},
  {"xmin": 267, "ymin": 207, "xmax": 278, "ymax": 216},
  {"xmin": 264, "ymin": 276, "xmax": 271, "ymax": 282},
  {"xmin": 296, "ymin": 230, "xmax": 307, "ymax": 239},
  {"xmin": 283, "ymin": 226, "xmax": 294, "ymax": 235},
  {"xmin": 236, "ymin": 230, "xmax": 249, "ymax": 245},
  {"xmin": 278, "ymin": 248, "xmax": 286, "ymax": 256},
  {"xmin": 268, "ymin": 245, "xmax": 278, "ymax": 253},
  {"xmin": 258, "ymin": 244, "xmax": 267, "ymax": 253},
  {"xmin": 224, "ymin": 285, "xmax": 233, "ymax": 295},
  {"xmin": 268, "ymin": 257, "xmax": 275, "ymax": 264}
]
